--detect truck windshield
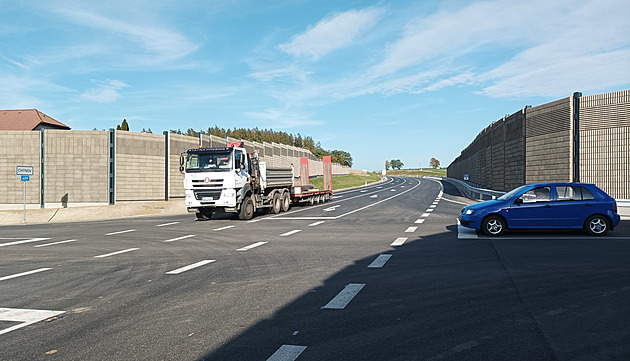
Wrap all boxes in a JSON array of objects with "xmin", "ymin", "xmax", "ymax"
[{"xmin": 186, "ymin": 152, "xmax": 231, "ymax": 172}]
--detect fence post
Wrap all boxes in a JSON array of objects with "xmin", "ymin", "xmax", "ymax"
[
  {"xmin": 164, "ymin": 131, "xmax": 169, "ymax": 201},
  {"xmin": 572, "ymin": 92, "xmax": 581, "ymax": 182},
  {"xmin": 108, "ymin": 129, "xmax": 116, "ymax": 205},
  {"xmin": 40, "ymin": 129, "xmax": 45, "ymax": 208}
]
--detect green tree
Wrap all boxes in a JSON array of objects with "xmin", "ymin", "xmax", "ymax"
[
  {"xmin": 116, "ymin": 125, "xmax": 121, "ymax": 130},
  {"xmin": 121, "ymin": 119, "xmax": 129, "ymax": 131},
  {"xmin": 385, "ymin": 160, "xmax": 390, "ymax": 171},
  {"xmin": 430, "ymin": 157, "xmax": 440, "ymax": 168},
  {"xmin": 331, "ymin": 150, "xmax": 353, "ymax": 167},
  {"xmin": 390, "ymin": 159, "xmax": 404, "ymax": 170}
]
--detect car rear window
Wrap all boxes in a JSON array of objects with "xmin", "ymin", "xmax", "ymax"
[{"xmin": 556, "ymin": 186, "xmax": 595, "ymax": 201}]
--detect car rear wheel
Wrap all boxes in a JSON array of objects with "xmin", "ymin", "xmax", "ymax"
[
  {"xmin": 584, "ymin": 215, "xmax": 610, "ymax": 236},
  {"xmin": 482, "ymin": 215, "xmax": 505, "ymax": 236}
]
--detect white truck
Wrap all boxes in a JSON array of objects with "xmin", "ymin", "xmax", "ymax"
[{"xmin": 181, "ymin": 142, "xmax": 333, "ymax": 220}]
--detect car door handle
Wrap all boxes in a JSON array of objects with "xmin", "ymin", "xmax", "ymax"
[
  {"xmin": 544, "ymin": 205, "xmax": 552, "ymax": 208},
  {"xmin": 585, "ymin": 204, "xmax": 592, "ymax": 207}
]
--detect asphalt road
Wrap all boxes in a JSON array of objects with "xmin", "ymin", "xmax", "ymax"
[{"xmin": 1, "ymin": 177, "xmax": 628, "ymax": 361}]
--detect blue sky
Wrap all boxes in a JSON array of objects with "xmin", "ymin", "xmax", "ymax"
[{"xmin": 1, "ymin": 0, "xmax": 629, "ymax": 171}]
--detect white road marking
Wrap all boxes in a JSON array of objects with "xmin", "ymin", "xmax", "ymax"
[
  {"xmin": 237, "ymin": 242, "xmax": 268, "ymax": 251},
  {"xmin": 323, "ymin": 205, "xmax": 341, "ymax": 212},
  {"xmin": 166, "ymin": 260, "xmax": 215, "ymax": 274},
  {"xmin": 430, "ymin": 205, "xmax": 436, "ymax": 208},
  {"xmin": 440, "ymin": 197, "xmax": 472, "ymax": 205},
  {"xmin": 457, "ymin": 220, "xmax": 478, "ymax": 239},
  {"xmin": 308, "ymin": 221, "xmax": 325, "ymax": 227},
  {"xmin": 34, "ymin": 239, "xmax": 77, "ymax": 248},
  {"xmin": 405, "ymin": 227, "xmax": 417, "ymax": 233},
  {"xmin": 368, "ymin": 254, "xmax": 392, "ymax": 268},
  {"xmin": 0, "ymin": 238, "xmax": 50, "ymax": 247},
  {"xmin": 94, "ymin": 248, "xmax": 139, "ymax": 258},
  {"xmin": 322, "ymin": 283, "xmax": 365, "ymax": 309},
  {"xmin": 280, "ymin": 230, "xmax": 302, "ymax": 237},
  {"xmin": 0, "ymin": 268, "xmax": 52, "ymax": 282},
  {"xmin": 0, "ymin": 308, "xmax": 65, "ymax": 335},
  {"xmin": 390, "ymin": 189, "xmax": 396, "ymax": 192},
  {"xmin": 249, "ymin": 219, "xmax": 262, "ymax": 223},
  {"xmin": 163, "ymin": 235, "xmax": 195, "ymax": 243},
  {"xmin": 105, "ymin": 229, "xmax": 136, "ymax": 236},
  {"xmin": 370, "ymin": 195, "xmax": 378, "ymax": 198},
  {"xmin": 360, "ymin": 190, "xmax": 368, "ymax": 193},
  {"xmin": 426, "ymin": 209, "xmax": 434, "ymax": 212},
  {"xmin": 414, "ymin": 219, "xmax": 425, "ymax": 224},
  {"xmin": 267, "ymin": 345, "xmax": 307, "ymax": 361},
  {"xmin": 157, "ymin": 222, "xmax": 180, "ymax": 227},
  {"xmin": 421, "ymin": 213, "xmax": 430, "ymax": 217},
  {"xmin": 213, "ymin": 225, "xmax": 235, "ymax": 231},
  {"xmin": 391, "ymin": 237, "xmax": 408, "ymax": 246}
]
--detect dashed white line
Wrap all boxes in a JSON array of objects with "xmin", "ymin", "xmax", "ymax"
[
  {"xmin": 405, "ymin": 227, "xmax": 417, "ymax": 233},
  {"xmin": 0, "ymin": 238, "xmax": 50, "ymax": 247},
  {"xmin": 322, "ymin": 283, "xmax": 365, "ymax": 309},
  {"xmin": 430, "ymin": 205, "xmax": 436, "ymax": 208},
  {"xmin": 280, "ymin": 230, "xmax": 302, "ymax": 237},
  {"xmin": 421, "ymin": 213, "xmax": 430, "ymax": 217},
  {"xmin": 308, "ymin": 221, "xmax": 325, "ymax": 227},
  {"xmin": 0, "ymin": 268, "xmax": 52, "ymax": 282},
  {"xmin": 157, "ymin": 222, "xmax": 180, "ymax": 227},
  {"xmin": 94, "ymin": 248, "xmax": 139, "ymax": 258},
  {"xmin": 213, "ymin": 225, "xmax": 235, "ymax": 231},
  {"xmin": 34, "ymin": 239, "xmax": 77, "ymax": 248},
  {"xmin": 237, "ymin": 242, "xmax": 268, "ymax": 251},
  {"xmin": 426, "ymin": 209, "xmax": 434, "ymax": 212},
  {"xmin": 166, "ymin": 260, "xmax": 216, "ymax": 274},
  {"xmin": 163, "ymin": 235, "xmax": 195, "ymax": 243},
  {"xmin": 391, "ymin": 237, "xmax": 408, "ymax": 246},
  {"xmin": 368, "ymin": 254, "xmax": 392, "ymax": 268},
  {"xmin": 105, "ymin": 229, "xmax": 136, "ymax": 236},
  {"xmin": 414, "ymin": 219, "xmax": 425, "ymax": 224},
  {"xmin": 267, "ymin": 345, "xmax": 307, "ymax": 361}
]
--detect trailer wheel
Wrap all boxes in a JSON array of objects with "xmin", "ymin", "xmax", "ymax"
[
  {"xmin": 280, "ymin": 192, "xmax": 291, "ymax": 212},
  {"xmin": 239, "ymin": 196, "xmax": 255, "ymax": 220},
  {"xmin": 270, "ymin": 192, "xmax": 282, "ymax": 214}
]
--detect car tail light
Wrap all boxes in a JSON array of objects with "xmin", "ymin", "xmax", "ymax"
[{"xmin": 614, "ymin": 201, "xmax": 617, "ymax": 214}]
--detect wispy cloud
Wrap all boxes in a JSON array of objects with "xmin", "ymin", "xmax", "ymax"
[
  {"xmin": 279, "ymin": 7, "xmax": 384, "ymax": 60},
  {"xmin": 80, "ymin": 80, "xmax": 129, "ymax": 103}
]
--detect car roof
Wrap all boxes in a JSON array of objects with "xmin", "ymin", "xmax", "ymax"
[{"xmin": 525, "ymin": 182, "xmax": 595, "ymax": 187}]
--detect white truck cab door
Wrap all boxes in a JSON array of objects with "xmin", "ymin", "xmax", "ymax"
[{"xmin": 234, "ymin": 149, "xmax": 250, "ymax": 188}]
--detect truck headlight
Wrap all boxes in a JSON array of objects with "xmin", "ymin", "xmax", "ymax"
[{"xmin": 222, "ymin": 189, "xmax": 236, "ymax": 198}]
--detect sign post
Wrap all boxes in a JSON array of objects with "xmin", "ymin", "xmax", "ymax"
[{"xmin": 16, "ymin": 166, "xmax": 34, "ymax": 224}]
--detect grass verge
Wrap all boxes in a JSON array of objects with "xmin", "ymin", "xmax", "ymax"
[
  {"xmin": 310, "ymin": 172, "xmax": 382, "ymax": 190},
  {"xmin": 385, "ymin": 168, "xmax": 446, "ymax": 177}
]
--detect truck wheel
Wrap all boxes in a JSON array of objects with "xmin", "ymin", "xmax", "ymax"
[
  {"xmin": 239, "ymin": 196, "xmax": 255, "ymax": 220},
  {"xmin": 195, "ymin": 209, "xmax": 212, "ymax": 221},
  {"xmin": 280, "ymin": 192, "xmax": 291, "ymax": 212},
  {"xmin": 270, "ymin": 192, "xmax": 281, "ymax": 214}
]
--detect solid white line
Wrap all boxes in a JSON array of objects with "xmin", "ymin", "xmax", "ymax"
[
  {"xmin": 163, "ymin": 235, "xmax": 195, "ymax": 243},
  {"xmin": 322, "ymin": 283, "xmax": 365, "ymax": 309},
  {"xmin": 414, "ymin": 219, "xmax": 425, "ymax": 224},
  {"xmin": 267, "ymin": 345, "xmax": 307, "ymax": 361},
  {"xmin": 94, "ymin": 248, "xmax": 139, "ymax": 258},
  {"xmin": 34, "ymin": 239, "xmax": 77, "ymax": 248},
  {"xmin": 0, "ymin": 238, "xmax": 50, "ymax": 247},
  {"xmin": 280, "ymin": 230, "xmax": 301, "ymax": 237},
  {"xmin": 157, "ymin": 222, "xmax": 180, "ymax": 227},
  {"xmin": 334, "ymin": 181, "xmax": 422, "ymax": 219},
  {"xmin": 0, "ymin": 308, "xmax": 66, "ymax": 335},
  {"xmin": 457, "ymin": 220, "xmax": 478, "ymax": 239},
  {"xmin": 0, "ymin": 268, "xmax": 52, "ymax": 282},
  {"xmin": 213, "ymin": 225, "xmax": 235, "ymax": 231},
  {"xmin": 421, "ymin": 213, "xmax": 430, "ymax": 217},
  {"xmin": 105, "ymin": 229, "xmax": 136, "ymax": 236},
  {"xmin": 308, "ymin": 221, "xmax": 325, "ymax": 227},
  {"xmin": 405, "ymin": 227, "xmax": 417, "ymax": 233},
  {"xmin": 166, "ymin": 260, "xmax": 215, "ymax": 275},
  {"xmin": 237, "ymin": 242, "xmax": 268, "ymax": 251},
  {"xmin": 368, "ymin": 254, "xmax": 392, "ymax": 268},
  {"xmin": 249, "ymin": 219, "xmax": 262, "ymax": 223},
  {"xmin": 391, "ymin": 237, "xmax": 408, "ymax": 246}
]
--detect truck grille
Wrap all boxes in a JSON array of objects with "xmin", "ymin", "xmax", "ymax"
[
  {"xmin": 194, "ymin": 189, "xmax": 222, "ymax": 200},
  {"xmin": 192, "ymin": 179, "xmax": 223, "ymax": 188}
]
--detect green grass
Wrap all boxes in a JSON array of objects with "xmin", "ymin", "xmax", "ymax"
[
  {"xmin": 310, "ymin": 172, "xmax": 382, "ymax": 190},
  {"xmin": 386, "ymin": 168, "xmax": 447, "ymax": 177}
]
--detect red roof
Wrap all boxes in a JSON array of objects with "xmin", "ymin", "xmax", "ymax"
[{"xmin": 0, "ymin": 109, "xmax": 70, "ymax": 130}]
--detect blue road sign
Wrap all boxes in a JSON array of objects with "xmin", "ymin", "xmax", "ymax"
[{"xmin": 21, "ymin": 175, "xmax": 30, "ymax": 182}]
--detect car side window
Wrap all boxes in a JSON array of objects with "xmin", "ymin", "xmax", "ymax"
[
  {"xmin": 556, "ymin": 186, "xmax": 581, "ymax": 201},
  {"xmin": 520, "ymin": 186, "xmax": 551, "ymax": 203},
  {"xmin": 581, "ymin": 187, "xmax": 595, "ymax": 200}
]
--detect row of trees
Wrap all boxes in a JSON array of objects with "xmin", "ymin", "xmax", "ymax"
[
  {"xmin": 385, "ymin": 158, "xmax": 440, "ymax": 170},
  {"xmin": 170, "ymin": 126, "xmax": 353, "ymax": 167}
]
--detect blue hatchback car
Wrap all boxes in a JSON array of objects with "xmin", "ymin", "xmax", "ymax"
[{"xmin": 458, "ymin": 183, "xmax": 621, "ymax": 236}]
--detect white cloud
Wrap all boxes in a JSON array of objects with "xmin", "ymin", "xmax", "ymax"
[
  {"xmin": 80, "ymin": 80, "xmax": 129, "ymax": 103},
  {"xmin": 279, "ymin": 7, "xmax": 384, "ymax": 60},
  {"xmin": 244, "ymin": 108, "xmax": 323, "ymax": 129}
]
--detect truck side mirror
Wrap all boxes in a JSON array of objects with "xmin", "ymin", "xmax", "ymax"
[
  {"xmin": 240, "ymin": 154, "xmax": 246, "ymax": 169},
  {"xmin": 514, "ymin": 198, "xmax": 523, "ymax": 204},
  {"xmin": 179, "ymin": 154, "xmax": 185, "ymax": 173}
]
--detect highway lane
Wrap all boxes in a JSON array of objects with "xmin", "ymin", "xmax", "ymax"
[{"xmin": 0, "ymin": 176, "xmax": 628, "ymax": 361}]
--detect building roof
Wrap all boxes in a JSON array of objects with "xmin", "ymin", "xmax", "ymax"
[{"xmin": 0, "ymin": 109, "xmax": 70, "ymax": 130}]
